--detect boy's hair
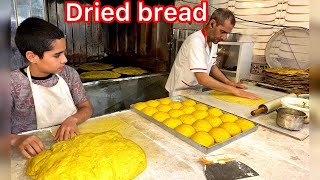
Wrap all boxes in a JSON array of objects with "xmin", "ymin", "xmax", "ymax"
[
  {"xmin": 210, "ymin": 8, "xmax": 236, "ymax": 26},
  {"xmin": 14, "ymin": 17, "xmax": 64, "ymax": 59}
]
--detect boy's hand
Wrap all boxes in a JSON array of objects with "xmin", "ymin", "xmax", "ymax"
[
  {"xmin": 11, "ymin": 134, "xmax": 44, "ymax": 159},
  {"xmin": 54, "ymin": 116, "xmax": 79, "ymax": 141}
]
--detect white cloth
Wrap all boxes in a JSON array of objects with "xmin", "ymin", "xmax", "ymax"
[
  {"xmin": 165, "ymin": 29, "xmax": 218, "ymax": 96},
  {"xmin": 26, "ymin": 67, "xmax": 77, "ymax": 129}
]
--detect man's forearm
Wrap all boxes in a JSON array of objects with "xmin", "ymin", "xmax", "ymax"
[
  {"xmin": 195, "ymin": 72, "xmax": 237, "ymax": 94},
  {"xmin": 210, "ymin": 65, "xmax": 231, "ymax": 84}
]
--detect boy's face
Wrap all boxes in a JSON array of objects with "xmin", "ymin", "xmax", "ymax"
[{"xmin": 31, "ymin": 38, "xmax": 67, "ymax": 75}]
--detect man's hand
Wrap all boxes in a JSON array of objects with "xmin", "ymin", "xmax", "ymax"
[
  {"xmin": 234, "ymin": 89, "xmax": 260, "ymax": 100},
  {"xmin": 227, "ymin": 81, "xmax": 247, "ymax": 89},
  {"xmin": 11, "ymin": 134, "xmax": 44, "ymax": 159},
  {"xmin": 54, "ymin": 116, "xmax": 79, "ymax": 142}
]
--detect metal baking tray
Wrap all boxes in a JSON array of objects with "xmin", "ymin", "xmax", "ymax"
[{"xmin": 131, "ymin": 96, "xmax": 259, "ymax": 154}]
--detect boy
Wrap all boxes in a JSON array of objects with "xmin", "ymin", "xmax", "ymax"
[{"xmin": 10, "ymin": 17, "xmax": 93, "ymax": 158}]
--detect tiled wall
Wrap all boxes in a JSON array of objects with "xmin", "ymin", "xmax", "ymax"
[{"xmin": 173, "ymin": 0, "xmax": 310, "ymax": 81}]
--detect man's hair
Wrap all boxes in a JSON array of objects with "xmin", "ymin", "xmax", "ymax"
[
  {"xmin": 210, "ymin": 8, "xmax": 236, "ymax": 26},
  {"xmin": 14, "ymin": 17, "xmax": 64, "ymax": 59}
]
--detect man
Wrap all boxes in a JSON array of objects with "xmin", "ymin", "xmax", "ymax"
[{"xmin": 165, "ymin": 8, "xmax": 259, "ymax": 99}]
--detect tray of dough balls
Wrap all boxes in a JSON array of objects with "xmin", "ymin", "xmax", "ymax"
[{"xmin": 131, "ymin": 96, "xmax": 258, "ymax": 154}]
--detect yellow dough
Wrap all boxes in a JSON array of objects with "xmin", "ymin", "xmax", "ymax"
[
  {"xmin": 80, "ymin": 71, "xmax": 121, "ymax": 79},
  {"xmin": 209, "ymin": 128, "xmax": 231, "ymax": 143},
  {"xmin": 141, "ymin": 106, "xmax": 158, "ymax": 116},
  {"xmin": 207, "ymin": 108, "xmax": 223, "ymax": 117},
  {"xmin": 158, "ymin": 98, "xmax": 172, "ymax": 105},
  {"xmin": 79, "ymin": 62, "xmax": 114, "ymax": 71},
  {"xmin": 220, "ymin": 122, "xmax": 241, "ymax": 136},
  {"xmin": 220, "ymin": 113, "xmax": 238, "ymax": 123},
  {"xmin": 194, "ymin": 104, "xmax": 209, "ymax": 111},
  {"xmin": 133, "ymin": 102, "xmax": 148, "ymax": 111},
  {"xmin": 152, "ymin": 112, "xmax": 170, "ymax": 122},
  {"xmin": 157, "ymin": 104, "xmax": 172, "ymax": 112},
  {"xmin": 163, "ymin": 118, "xmax": 182, "ymax": 129},
  {"xmin": 112, "ymin": 67, "xmax": 147, "ymax": 75},
  {"xmin": 235, "ymin": 119, "xmax": 255, "ymax": 132},
  {"xmin": 26, "ymin": 131, "xmax": 147, "ymax": 180},
  {"xmin": 211, "ymin": 91, "xmax": 266, "ymax": 106},
  {"xmin": 192, "ymin": 110, "xmax": 209, "ymax": 120},
  {"xmin": 179, "ymin": 106, "xmax": 196, "ymax": 114},
  {"xmin": 169, "ymin": 102, "xmax": 183, "ymax": 109},
  {"xmin": 179, "ymin": 114, "xmax": 197, "ymax": 125},
  {"xmin": 192, "ymin": 120, "xmax": 212, "ymax": 132},
  {"xmin": 204, "ymin": 116, "xmax": 222, "ymax": 128},
  {"xmin": 146, "ymin": 100, "xmax": 160, "ymax": 107},
  {"xmin": 168, "ymin": 109, "xmax": 185, "ymax": 118},
  {"xmin": 190, "ymin": 132, "xmax": 214, "ymax": 147},
  {"xmin": 175, "ymin": 124, "xmax": 196, "ymax": 138},
  {"xmin": 181, "ymin": 99, "xmax": 196, "ymax": 106}
]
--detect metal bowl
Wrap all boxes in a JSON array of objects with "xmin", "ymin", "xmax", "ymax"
[{"xmin": 276, "ymin": 108, "xmax": 307, "ymax": 131}]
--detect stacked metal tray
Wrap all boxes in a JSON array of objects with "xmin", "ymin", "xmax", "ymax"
[{"xmin": 131, "ymin": 96, "xmax": 259, "ymax": 154}]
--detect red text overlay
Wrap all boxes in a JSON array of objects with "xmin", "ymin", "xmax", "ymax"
[{"xmin": 65, "ymin": 0, "xmax": 208, "ymax": 23}]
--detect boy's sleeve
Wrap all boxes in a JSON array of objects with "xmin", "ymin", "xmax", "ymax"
[
  {"xmin": 66, "ymin": 67, "xmax": 89, "ymax": 106},
  {"xmin": 188, "ymin": 41, "xmax": 208, "ymax": 73}
]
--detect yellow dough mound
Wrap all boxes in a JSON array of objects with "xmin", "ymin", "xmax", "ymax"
[
  {"xmin": 169, "ymin": 102, "xmax": 183, "ymax": 109},
  {"xmin": 220, "ymin": 122, "xmax": 242, "ymax": 136},
  {"xmin": 79, "ymin": 63, "xmax": 114, "ymax": 71},
  {"xmin": 112, "ymin": 67, "xmax": 147, "ymax": 75},
  {"xmin": 26, "ymin": 131, "xmax": 147, "ymax": 180},
  {"xmin": 158, "ymin": 98, "xmax": 172, "ymax": 105},
  {"xmin": 209, "ymin": 128, "xmax": 231, "ymax": 143},
  {"xmin": 194, "ymin": 104, "xmax": 209, "ymax": 111},
  {"xmin": 80, "ymin": 71, "xmax": 121, "ymax": 79},
  {"xmin": 207, "ymin": 108, "xmax": 223, "ymax": 117},
  {"xmin": 179, "ymin": 114, "xmax": 197, "ymax": 125},
  {"xmin": 152, "ymin": 112, "xmax": 170, "ymax": 122},
  {"xmin": 190, "ymin": 132, "xmax": 214, "ymax": 147},
  {"xmin": 163, "ymin": 118, "xmax": 182, "ymax": 129},
  {"xmin": 179, "ymin": 106, "xmax": 196, "ymax": 114},
  {"xmin": 181, "ymin": 99, "xmax": 196, "ymax": 106},
  {"xmin": 192, "ymin": 120, "xmax": 212, "ymax": 132},
  {"xmin": 146, "ymin": 100, "xmax": 160, "ymax": 107},
  {"xmin": 211, "ymin": 91, "xmax": 266, "ymax": 106},
  {"xmin": 157, "ymin": 104, "xmax": 172, "ymax": 112},
  {"xmin": 192, "ymin": 110, "xmax": 209, "ymax": 120},
  {"xmin": 168, "ymin": 109, "xmax": 185, "ymax": 118},
  {"xmin": 141, "ymin": 106, "xmax": 158, "ymax": 116},
  {"xmin": 175, "ymin": 124, "xmax": 196, "ymax": 138},
  {"xmin": 235, "ymin": 119, "xmax": 255, "ymax": 132},
  {"xmin": 220, "ymin": 113, "xmax": 238, "ymax": 123},
  {"xmin": 204, "ymin": 116, "xmax": 222, "ymax": 128},
  {"xmin": 133, "ymin": 102, "xmax": 148, "ymax": 111}
]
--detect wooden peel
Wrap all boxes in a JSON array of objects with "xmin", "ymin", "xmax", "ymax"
[{"xmin": 251, "ymin": 93, "xmax": 297, "ymax": 116}]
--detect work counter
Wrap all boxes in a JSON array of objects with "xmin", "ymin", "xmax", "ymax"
[{"xmin": 11, "ymin": 109, "xmax": 309, "ymax": 179}]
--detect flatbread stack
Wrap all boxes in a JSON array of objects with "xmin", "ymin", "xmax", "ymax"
[{"xmin": 264, "ymin": 68, "xmax": 309, "ymax": 94}]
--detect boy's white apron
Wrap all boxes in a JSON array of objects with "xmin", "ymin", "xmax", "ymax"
[{"xmin": 27, "ymin": 67, "xmax": 77, "ymax": 129}]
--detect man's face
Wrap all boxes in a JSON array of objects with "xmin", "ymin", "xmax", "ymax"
[
  {"xmin": 208, "ymin": 19, "xmax": 234, "ymax": 44},
  {"xmin": 35, "ymin": 38, "xmax": 68, "ymax": 74}
]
